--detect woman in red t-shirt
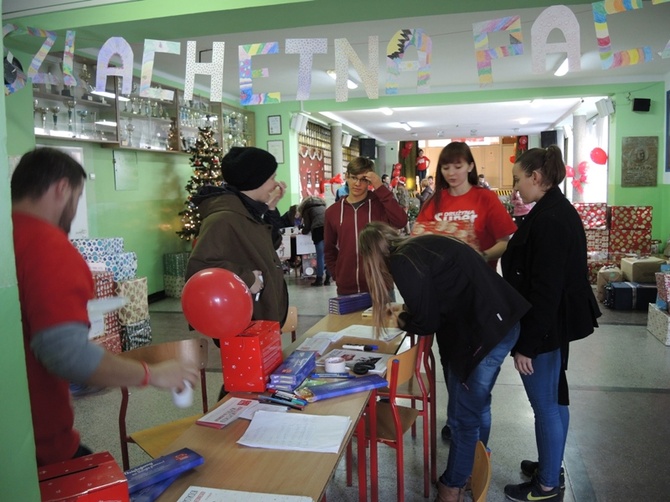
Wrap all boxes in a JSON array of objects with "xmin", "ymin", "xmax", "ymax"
[{"xmin": 413, "ymin": 141, "xmax": 516, "ymax": 269}]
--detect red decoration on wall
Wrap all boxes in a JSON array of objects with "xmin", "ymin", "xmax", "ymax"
[
  {"xmin": 577, "ymin": 161, "xmax": 589, "ymax": 175},
  {"xmin": 298, "ymin": 146, "xmax": 324, "ymax": 199},
  {"xmin": 566, "ymin": 165, "xmax": 574, "ymax": 177},
  {"xmin": 572, "ymin": 178, "xmax": 584, "ymax": 194},
  {"xmin": 590, "ymin": 147, "xmax": 608, "ymax": 165}
]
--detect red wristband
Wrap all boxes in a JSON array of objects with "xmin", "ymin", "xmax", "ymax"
[{"xmin": 140, "ymin": 361, "xmax": 150, "ymax": 387}]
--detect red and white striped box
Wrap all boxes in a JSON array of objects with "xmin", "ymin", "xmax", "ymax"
[{"xmin": 609, "ymin": 206, "xmax": 653, "ymax": 230}]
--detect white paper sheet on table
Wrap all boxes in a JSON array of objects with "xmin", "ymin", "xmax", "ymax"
[
  {"xmin": 197, "ymin": 398, "xmax": 286, "ymax": 428},
  {"xmin": 176, "ymin": 486, "xmax": 312, "ymax": 502},
  {"xmin": 237, "ymin": 410, "xmax": 351, "ymax": 453},
  {"xmin": 335, "ymin": 324, "xmax": 405, "ymax": 342},
  {"xmin": 295, "ymin": 337, "xmax": 332, "ymax": 355},
  {"xmin": 311, "ymin": 331, "xmax": 344, "ymax": 342}
]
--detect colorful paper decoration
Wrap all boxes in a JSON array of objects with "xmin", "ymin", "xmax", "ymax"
[
  {"xmin": 530, "ymin": 5, "xmax": 581, "ymax": 74},
  {"xmin": 592, "ymin": 0, "xmax": 652, "ymax": 69},
  {"xmin": 62, "ymin": 30, "xmax": 77, "ymax": 87},
  {"xmin": 140, "ymin": 39, "xmax": 180, "ymax": 100},
  {"xmin": 25, "ymin": 27, "xmax": 58, "ymax": 85},
  {"xmin": 3, "ymin": 25, "xmax": 28, "ymax": 94},
  {"xmin": 334, "ymin": 36, "xmax": 379, "ymax": 102},
  {"xmin": 96, "ymin": 37, "xmax": 134, "ymax": 95},
  {"xmin": 473, "ymin": 16, "xmax": 523, "ymax": 85},
  {"xmin": 385, "ymin": 29, "xmax": 431, "ymax": 95},
  {"xmin": 185, "ymin": 40, "xmax": 224, "ymax": 102},
  {"xmin": 590, "ymin": 147, "xmax": 608, "ymax": 165},
  {"xmin": 239, "ymin": 42, "xmax": 280, "ymax": 105},
  {"xmin": 285, "ymin": 38, "xmax": 327, "ymax": 101}
]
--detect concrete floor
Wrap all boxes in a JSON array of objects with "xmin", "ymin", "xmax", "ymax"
[{"xmin": 73, "ymin": 275, "xmax": 670, "ymax": 501}]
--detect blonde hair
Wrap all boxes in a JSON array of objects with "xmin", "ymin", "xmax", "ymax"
[{"xmin": 358, "ymin": 222, "xmax": 407, "ymax": 337}]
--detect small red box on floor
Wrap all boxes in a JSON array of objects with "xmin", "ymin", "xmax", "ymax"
[
  {"xmin": 38, "ymin": 451, "xmax": 128, "ymax": 501},
  {"xmin": 220, "ymin": 320, "xmax": 283, "ymax": 392}
]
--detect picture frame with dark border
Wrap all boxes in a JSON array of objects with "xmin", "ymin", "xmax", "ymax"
[
  {"xmin": 268, "ymin": 115, "xmax": 282, "ymax": 135},
  {"xmin": 267, "ymin": 139, "xmax": 284, "ymax": 164}
]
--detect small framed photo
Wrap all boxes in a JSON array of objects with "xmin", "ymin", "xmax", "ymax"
[
  {"xmin": 268, "ymin": 115, "xmax": 282, "ymax": 135},
  {"xmin": 267, "ymin": 140, "xmax": 284, "ymax": 164}
]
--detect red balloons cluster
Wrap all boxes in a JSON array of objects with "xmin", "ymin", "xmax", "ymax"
[
  {"xmin": 590, "ymin": 147, "xmax": 608, "ymax": 165},
  {"xmin": 392, "ymin": 163, "xmax": 402, "ymax": 177},
  {"xmin": 566, "ymin": 165, "xmax": 575, "ymax": 177},
  {"xmin": 181, "ymin": 268, "xmax": 253, "ymax": 339}
]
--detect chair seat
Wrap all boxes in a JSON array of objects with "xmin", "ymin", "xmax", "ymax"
[
  {"xmin": 130, "ymin": 414, "xmax": 202, "ymax": 458},
  {"xmin": 372, "ymin": 402, "xmax": 420, "ymax": 441}
]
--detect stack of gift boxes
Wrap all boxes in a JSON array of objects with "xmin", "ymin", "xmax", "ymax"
[
  {"xmin": 72, "ymin": 237, "xmax": 151, "ymax": 352},
  {"xmin": 163, "ymin": 252, "xmax": 190, "ymax": 298}
]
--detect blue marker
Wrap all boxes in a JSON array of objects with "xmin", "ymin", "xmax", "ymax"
[{"xmin": 342, "ymin": 344, "xmax": 378, "ymax": 351}]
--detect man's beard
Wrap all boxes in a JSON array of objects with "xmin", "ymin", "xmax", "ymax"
[{"xmin": 58, "ymin": 196, "xmax": 77, "ymax": 234}]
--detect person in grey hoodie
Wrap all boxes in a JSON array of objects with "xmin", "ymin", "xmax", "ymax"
[{"xmin": 298, "ymin": 195, "xmax": 330, "ymax": 286}]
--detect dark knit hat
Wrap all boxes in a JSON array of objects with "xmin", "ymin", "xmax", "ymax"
[{"xmin": 221, "ymin": 146, "xmax": 278, "ymax": 190}]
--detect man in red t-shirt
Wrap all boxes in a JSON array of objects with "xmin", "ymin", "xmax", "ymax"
[
  {"xmin": 416, "ymin": 149, "xmax": 431, "ymax": 182},
  {"xmin": 12, "ymin": 148, "xmax": 200, "ymax": 466}
]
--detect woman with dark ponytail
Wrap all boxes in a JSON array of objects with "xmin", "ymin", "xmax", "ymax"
[
  {"xmin": 501, "ymin": 146, "xmax": 601, "ymax": 502},
  {"xmin": 359, "ymin": 222, "xmax": 530, "ymax": 502}
]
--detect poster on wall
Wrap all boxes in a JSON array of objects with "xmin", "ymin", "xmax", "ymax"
[{"xmin": 620, "ymin": 136, "xmax": 658, "ymax": 187}]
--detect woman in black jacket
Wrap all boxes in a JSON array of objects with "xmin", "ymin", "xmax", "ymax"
[
  {"xmin": 359, "ymin": 222, "xmax": 531, "ymax": 502},
  {"xmin": 501, "ymin": 146, "xmax": 601, "ymax": 502}
]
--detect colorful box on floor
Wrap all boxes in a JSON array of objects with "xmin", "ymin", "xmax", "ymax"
[
  {"xmin": 92, "ymin": 270, "xmax": 116, "ymax": 298},
  {"xmin": 164, "ymin": 274, "xmax": 186, "ymax": 298},
  {"xmin": 124, "ymin": 448, "xmax": 204, "ymax": 494},
  {"xmin": 647, "ymin": 303, "xmax": 670, "ymax": 346},
  {"xmin": 596, "ymin": 266, "xmax": 622, "ymax": 303},
  {"xmin": 620, "ymin": 257, "xmax": 666, "ymax": 283},
  {"xmin": 656, "ymin": 271, "xmax": 670, "ymax": 303},
  {"xmin": 93, "ymin": 330, "xmax": 123, "ymax": 354},
  {"xmin": 585, "ymin": 229, "xmax": 609, "ymax": 254},
  {"xmin": 608, "ymin": 229, "xmax": 652, "ymax": 255},
  {"xmin": 220, "ymin": 321, "xmax": 283, "ymax": 392},
  {"xmin": 604, "ymin": 282, "xmax": 657, "ymax": 310},
  {"xmin": 71, "ymin": 238, "xmax": 125, "ymax": 262},
  {"xmin": 99, "ymin": 252, "xmax": 138, "ymax": 282},
  {"xmin": 116, "ymin": 277, "xmax": 149, "ymax": 324},
  {"xmin": 122, "ymin": 318, "xmax": 152, "ymax": 351},
  {"xmin": 163, "ymin": 252, "xmax": 190, "ymax": 276},
  {"xmin": 573, "ymin": 202, "xmax": 608, "ymax": 230},
  {"xmin": 39, "ymin": 451, "xmax": 128, "ymax": 501},
  {"xmin": 587, "ymin": 260, "xmax": 616, "ymax": 285},
  {"xmin": 609, "ymin": 206, "xmax": 653, "ymax": 230}
]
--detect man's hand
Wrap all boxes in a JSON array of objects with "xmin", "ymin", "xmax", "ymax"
[
  {"xmin": 250, "ymin": 270, "xmax": 264, "ymax": 294},
  {"xmin": 267, "ymin": 181, "xmax": 287, "ymax": 210},
  {"xmin": 149, "ymin": 361, "xmax": 200, "ymax": 391},
  {"xmin": 365, "ymin": 171, "xmax": 383, "ymax": 190}
]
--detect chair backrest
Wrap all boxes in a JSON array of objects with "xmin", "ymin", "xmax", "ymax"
[
  {"xmin": 385, "ymin": 344, "xmax": 419, "ymax": 400},
  {"xmin": 281, "ymin": 306, "xmax": 298, "ymax": 334},
  {"xmin": 471, "ymin": 440, "xmax": 492, "ymax": 502}
]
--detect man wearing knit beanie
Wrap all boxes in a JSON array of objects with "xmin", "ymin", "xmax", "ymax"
[{"xmin": 186, "ymin": 147, "xmax": 289, "ymax": 397}]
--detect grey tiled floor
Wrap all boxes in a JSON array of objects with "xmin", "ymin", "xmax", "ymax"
[{"xmin": 73, "ymin": 275, "xmax": 670, "ymax": 501}]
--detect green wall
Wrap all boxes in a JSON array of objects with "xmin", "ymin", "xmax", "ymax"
[{"xmin": 0, "ymin": 3, "xmax": 41, "ymax": 496}]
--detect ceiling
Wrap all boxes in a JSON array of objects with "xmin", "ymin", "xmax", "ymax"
[{"xmin": 5, "ymin": 1, "xmax": 670, "ymax": 143}]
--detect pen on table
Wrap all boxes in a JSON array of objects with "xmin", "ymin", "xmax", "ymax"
[
  {"xmin": 310, "ymin": 372, "xmax": 356, "ymax": 379},
  {"xmin": 342, "ymin": 344, "xmax": 378, "ymax": 352}
]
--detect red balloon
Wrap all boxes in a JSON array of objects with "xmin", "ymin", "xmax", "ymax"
[
  {"xmin": 590, "ymin": 147, "xmax": 608, "ymax": 165},
  {"xmin": 578, "ymin": 161, "xmax": 589, "ymax": 175},
  {"xmin": 509, "ymin": 155, "xmax": 516, "ymax": 164},
  {"xmin": 181, "ymin": 268, "xmax": 253, "ymax": 339},
  {"xmin": 566, "ymin": 165, "xmax": 575, "ymax": 177}
]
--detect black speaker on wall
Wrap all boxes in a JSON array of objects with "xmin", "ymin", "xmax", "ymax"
[
  {"xmin": 540, "ymin": 130, "xmax": 558, "ymax": 148},
  {"xmin": 632, "ymin": 98, "xmax": 651, "ymax": 112},
  {"xmin": 359, "ymin": 138, "xmax": 376, "ymax": 159}
]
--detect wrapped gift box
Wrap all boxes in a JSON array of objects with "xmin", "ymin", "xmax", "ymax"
[
  {"xmin": 608, "ymin": 229, "xmax": 651, "ymax": 255},
  {"xmin": 609, "ymin": 206, "xmax": 652, "ymax": 230},
  {"xmin": 573, "ymin": 202, "xmax": 608, "ymax": 230},
  {"xmin": 104, "ymin": 312, "xmax": 122, "ymax": 337},
  {"xmin": 621, "ymin": 256, "xmax": 666, "ymax": 283},
  {"xmin": 587, "ymin": 260, "xmax": 616, "ymax": 285},
  {"xmin": 604, "ymin": 281, "xmax": 657, "ymax": 310},
  {"xmin": 116, "ymin": 277, "xmax": 149, "ymax": 325},
  {"xmin": 92, "ymin": 271, "xmax": 115, "ymax": 298},
  {"xmin": 647, "ymin": 303, "xmax": 670, "ymax": 346},
  {"xmin": 91, "ymin": 252, "xmax": 138, "ymax": 282},
  {"xmin": 93, "ymin": 330, "xmax": 123, "ymax": 354},
  {"xmin": 163, "ymin": 252, "xmax": 190, "ymax": 276},
  {"xmin": 585, "ymin": 229, "xmax": 609, "ymax": 254},
  {"xmin": 71, "ymin": 238, "xmax": 124, "ymax": 262},
  {"xmin": 39, "ymin": 451, "xmax": 128, "ymax": 502},
  {"xmin": 596, "ymin": 266, "xmax": 622, "ymax": 303},
  {"xmin": 655, "ymin": 272, "xmax": 670, "ymax": 303},
  {"xmin": 220, "ymin": 320, "xmax": 283, "ymax": 392},
  {"xmin": 121, "ymin": 318, "xmax": 152, "ymax": 351},
  {"xmin": 164, "ymin": 274, "xmax": 186, "ymax": 298}
]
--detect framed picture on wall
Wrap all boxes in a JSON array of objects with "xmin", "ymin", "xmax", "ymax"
[
  {"xmin": 268, "ymin": 115, "xmax": 282, "ymax": 135},
  {"xmin": 267, "ymin": 140, "xmax": 284, "ymax": 164}
]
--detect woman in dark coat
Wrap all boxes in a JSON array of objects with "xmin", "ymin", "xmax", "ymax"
[{"xmin": 501, "ymin": 146, "xmax": 601, "ymax": 502}]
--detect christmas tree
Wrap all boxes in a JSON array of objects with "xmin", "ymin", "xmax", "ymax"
[{"xmin": 176, "ymin": 127, "xmax": 223, "ymax": 240}]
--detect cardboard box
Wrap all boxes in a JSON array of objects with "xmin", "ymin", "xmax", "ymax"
[
  {"xmin": 647, "ymin": 303, "xmax": 670, "ymax": 346},
  {"xmin": 596, "ymin": 266, "xmax": 622, "ymax": 303},
  {"xmin": 220, "ymin": 321, "xmax": 283, "ymax": 392},
  {"xmin": 621, "ymin": 257, "xmax": 666, "ymax": 283},
  {"xmin": 604, "ymin": 282, "xmax": 657, "ymax": 310},
  {"xmin": 39, "ymin": 451, "xmax": 128, "ymax": 501}
]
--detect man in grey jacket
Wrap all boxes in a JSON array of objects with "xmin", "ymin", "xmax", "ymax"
[{"xmin": 298, "ymin": 195, "xmax": 330, "ymax": 286}]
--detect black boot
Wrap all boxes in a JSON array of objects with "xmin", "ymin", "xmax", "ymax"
[
  {"xmin": 311, "ymin": 278, "xmax": 323, "ymax": 286},
  {"xmin": 323, "ymin": 271, "xmax": 331, "ymax": 286}
]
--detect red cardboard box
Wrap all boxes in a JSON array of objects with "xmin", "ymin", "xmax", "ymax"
[
  {"xmin": 93, "ymin": 330, "xmax": 123, "ymax": 354},
  {"xmin": 585, "ymin": 229, "xmax": 609, "ymax": 254},
  {"xmin": 220, "ymin": 320, "xmax": 283, "ymax": 392},
  {"xmin": 609, "ymin": 205, "xmax": 653, "ymax": 230},
  {"xmin": 92, "ymin": 271, "xmax": 116, "ymax": 299},
  {"xmin": 608, "ymin": 228, "xmax": 651, "ymax": 255},
  {"xmin": 573, "ymin": 203, "xmax": 608, "ymax": 230},
  {"xmin": 39, "ymin": 451, "xmax": 128, "ymax": 501}
]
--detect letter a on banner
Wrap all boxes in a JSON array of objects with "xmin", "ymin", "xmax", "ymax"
[
  {"xmin": 386, "ymin": 29, "xmax": 431, "ymax": 95},
  {"xmin": 531, "ymin": 6, "xmax": 581, "ymax": 74},
  {"xmin": 473, "ymin": 16, "xmax": 524, "ymax": 85},
  {"xmin": 185, "ymin": 41, "xmax": 224, "ymax": 102},
  {"xmin": 96, "ymin": 37, "xmax": 134, "ymax": 95}
]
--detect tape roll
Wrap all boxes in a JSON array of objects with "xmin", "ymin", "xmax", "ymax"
[
  {"xmin": 172, "ymin": 380, "xmax": 193, "ymax": 408},
  {"xmin": 325, "ymin": 356, "xmax": 346, "ymax": 373}
]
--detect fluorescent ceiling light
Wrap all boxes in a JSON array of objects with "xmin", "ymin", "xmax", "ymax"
[
  {"xmin": 399, "ymin": 122, "xmax": 412, "ymax": 131},
  {"xmin": 379, "ymin": 107, "xmax": 393, "ymax": 116},
  {"xmin": 326, "ymin": 69, "xmax": 358, "ymax": 89},
  {"xmin": 554, "ymin": 58, "xmax": 569, "ymax": 77},
  {"xmin": 518, "ymin": 118, "xmax": 530, "ymax": 125}
]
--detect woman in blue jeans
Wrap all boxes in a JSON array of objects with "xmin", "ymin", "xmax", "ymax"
[
  {"xmin": 501, "ymin": 146, "xmax": 601, "ymax": 502},
  {"xmin": 359, "ymin": 222, "xmax": 531, "ymax": 502}
]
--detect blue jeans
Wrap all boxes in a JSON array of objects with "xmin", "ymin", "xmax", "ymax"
[
  {"xmin": 314, "ymin": 239, "xmax": 325, "ymax": 279},
  {"xmin": 520, "ymin": 349, "xmax": 569, "ymax": 488},
  {"xmin": 441, "ymin": 323, "xmax": 520, "ymax": 487}
]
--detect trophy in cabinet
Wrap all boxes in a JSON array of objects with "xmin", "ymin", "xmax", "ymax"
[
  {"xmin": 33, "ymin": 101, "xmax": 48, "ymax": 131},
  {"xmin": 50, "ymin": 106, "xmax": 60, "ymax": 130},
  {"xmin": 66, "ymin": 100, "xmax": 76, "ymax": 133},
  {"xmin": 126, "ymin": 118, "xmax": 135, "ymax": 147},
  {"xmin": 77, "ymin": 109, "xmax": 89, "ymax": 135},
  {"xmin": 78, "ymin": 64, "xmax": 94, "ymax": 100}
]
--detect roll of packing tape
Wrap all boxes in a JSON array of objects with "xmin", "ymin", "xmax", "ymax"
[
  {"xmin": 325, "ymin": 356, "xmax": 346, "ymax": 373},
  {"xmin": 172, "ymin": 380, "xmax": 193, "ymax": 408}
]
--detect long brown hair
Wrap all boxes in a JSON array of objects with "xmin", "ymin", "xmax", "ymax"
[
  {"xmin": 358, "ymin": 222, "xmax": 407, "ymax": 337},
  {"xmin": 515, "ymin": 145, "xmax": 566, "ymax": 188}
]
